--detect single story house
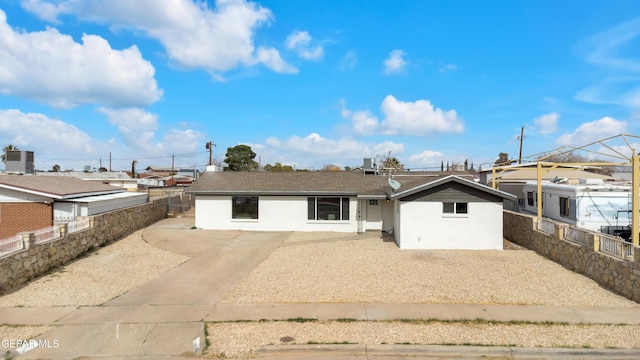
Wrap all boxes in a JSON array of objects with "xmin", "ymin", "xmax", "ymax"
[
  {"xmin": 187, "ymin": 171, "xmax": 515, "ymax": 250},
  {"xmin": 0, "ymin": 174, "xmax": 148, "ymax": 239}
]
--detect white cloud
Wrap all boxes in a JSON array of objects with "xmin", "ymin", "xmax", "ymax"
[
  {"xmin": 255, "ymin": 47, "xmax": 298, "ymax": 74},
  {"xmin": 379, "ymin": 95, "xmax": 464, "ymax": 135},
  {"xmin": 0, "ymin": 108, "xmax": 210, "ymax": 170},
  {"xmin": 439, "ymin": 64, "xmax": 458, "ymax": 73},
  {"xmin": 261, "ymin": 133, "xmax": 404, "ymax": 169},
  {"xmin": 556, "ymin": 117, "xmax": 627, "ymax": 145},
  {"xmin": 339, "ymin": 50, "xmax": 357, "ymax": 70},
  {"xmin": 383, "ymin": 50, "xmax": 407, "ymax": 75},
  {"xmin": 98, "ymin": 107, "xmax": 163, "ymax": 153},
  {"xmin": 534, "ymin": 112, "xmax": 559, "ymax": 134},
  {"xmin": 163, "ymin": 128, "xmax": 207, "ymax": 153},
  {"xmin": 575, "ymin": 17, "xmax": 640, "ymax": 108},
  {"xmin": 408, "ymin": 150, "xmax": 444, "ymax": 166},
  {"xmin": 22, "ymin": 0, "xmax": 297, "ymax": 77},
  {"xmin": 341, "ymin": 96, "xmax": 463, "ymax": 136},
  {"xmin": 0, "ymin": 9, "xmax": 161, "ymax": 108},
  {"xmin": 0, "ymin": 109, "xmax": 97, "ymax": 170},
  {"xmin": 285, "ymin": 30, "xmax": 324, "ymax": 61}
]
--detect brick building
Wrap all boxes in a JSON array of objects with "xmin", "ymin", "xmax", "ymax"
[{"xmin": 0, "ymin": 174, "xmax": 128, "ymax": 239}]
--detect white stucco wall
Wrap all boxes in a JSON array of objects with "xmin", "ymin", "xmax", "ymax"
[
  {"xmin": 195, "ymin": 195, "xmax": 358, "ymax": 232},
  {"xmin": 397, "ymin": 201, "xmax": 503, "ymax": 250}
]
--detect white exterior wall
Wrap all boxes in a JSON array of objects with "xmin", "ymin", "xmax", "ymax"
[
  {"xmin": 398, "ymin": 201, "xmax": 503, "ymax": 250},
  {"xmin": 0, "ymin": 188, "xmax": 50, "ymax": 202},
  {"xmin": 195, "ymin": 195, "xmax": 358, "ymax": 232}
]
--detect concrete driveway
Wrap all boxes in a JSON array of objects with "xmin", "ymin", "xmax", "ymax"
[{"xmin": 8, "ymin": 217, "xmax": 289, "ymax": 359}]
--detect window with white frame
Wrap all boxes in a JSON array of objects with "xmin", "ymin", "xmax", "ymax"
[
  {"xmin": 443, "ymin": 202, "xmax": 468, "ymax": 214},
  {"xmin": 308, "ymin": 197, "xmax": 349, "ymax": 220},
  {"xmin": 232, "ymin": 196, "xmax": 258, "ymax": 219}
]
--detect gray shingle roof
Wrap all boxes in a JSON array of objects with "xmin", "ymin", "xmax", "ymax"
[
  {"xmin": 187, "ymin": 171, "xmax": 450, "ymax": 197},
  {"xmin": 0, "ymin": 174, "xmax": 125, "ymax": 199}
]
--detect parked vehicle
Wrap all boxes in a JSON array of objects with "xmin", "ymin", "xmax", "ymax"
[{"xmin": 521, "ymin": 179, "xmax": 632, "ymax": 237}]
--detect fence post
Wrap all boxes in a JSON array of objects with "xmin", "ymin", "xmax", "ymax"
[
  {"xmin": 20, "ymin": 232, "xmax": 36, "ymax": 250},
  {"xmin": 555, "ymin": 224, "xmax": 564, "ymax": 239},
  {"xmin": 59, "ymin": 223, "xmax": 68, "ymax": 238},
  {"xmin": 591, "ymin": 234, "xmax": 600, "ymax": 252}
]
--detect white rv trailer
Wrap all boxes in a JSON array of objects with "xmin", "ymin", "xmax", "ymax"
[{"xmin": 522, "ymin": 179, "xmax": 632, "ymax": 233}]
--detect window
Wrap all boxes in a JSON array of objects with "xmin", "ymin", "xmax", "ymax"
[
  {"xmin": 527, "ymin": 191, "xmax": 535, "ymax": 206},
  {"xmin": 369, "ymin": 199, "xmax": 378, "ymax": 206},
  {"xmin": 308, "ymin": 197, "xmax": 349, "ymax": 220},
  {"xmin": 559, "ymin": 197, "xmax": 569, "ymax": 217},
  {"xmin": 232, "ymin": 196, "xmax": 258, "ymax": 219},
  {"xmin": 443, "ymin": 202, "xmax": 468, "ymax": 214}
]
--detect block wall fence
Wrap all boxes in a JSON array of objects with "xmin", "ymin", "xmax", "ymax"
[
  {"xmin": 0, "ymin": 195, "xmax": 185, "ymax": 294},
  {"xmin": 504, "ymin": 210, "xmax": 640, "ymax": 303}
]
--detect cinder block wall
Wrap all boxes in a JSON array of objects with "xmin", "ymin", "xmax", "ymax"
[
  {"xmin": 504, "ymin": 210, "xmax": 640, "ymax": 303},
  {"xmin": 0, "ymin": 203, "xmax": 52, "ymax": 239},
  {"xmin": 0, "ymin": 195, "xmax": 183, "ymax": 295}
]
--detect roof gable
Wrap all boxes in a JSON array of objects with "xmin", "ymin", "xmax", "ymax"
[{"xmin": 391, "ymin": 175, "xmax": 516, "ymax": 201}]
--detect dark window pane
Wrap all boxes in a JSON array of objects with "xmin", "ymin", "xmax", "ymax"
[
  {"xmin": 308, "ymin": 197, "xmax": 316, "ymax": 220},
  {"xmin": 342, "ymin": 198, "xmax": 350, "ymax": 220},
  {"xmin": 318, "ymin": 197, "xmax": 340, "ymax": 220},
  {"xmin": 456, "ymin": 202, "xmax": 468, "ymax": 214},
  {"xmin": 443, "ymin": 202, "xmax": 454, "ymax": 213},
  {"xmin": 232, "ymin": 196, "xmax": 258, "ymax": 219}
]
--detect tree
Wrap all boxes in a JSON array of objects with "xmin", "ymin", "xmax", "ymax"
[
  {"xmin": 264, "ymin": 162, "xmax": 294, "ymax": 172},
  {"xmin": 98, "ymin": 167, "xmax": 108, "ymax": 172},
  {"xmin": 495, "ymin": 152, "xmax": 512, "ymax": 166},
  {"xmin": 322, "ymin": 164, "xmax": 341, "ymax": 172},
  {"xmin": 381, "ymin": 151, "xmax": 404, "ymax": 170},
  {"xmin": 440, "ymin": 161, "xmax": 444, "ymax": 172},
  {"xmin": 464, "ymin": 159, "xmax": 468, "ymax": 171},
  {"xmin": 224, "ymin": 145, "xmax": 259, "ymax": 171},
  {"xmin": 131, "ymin": 160, "xmax": 138, "ymax": 179},
  {"xmin": 52, "ymin": 164, "xmax": 61, "ymax": 172},
  {"xmin": 1, "ymin": 144, "xmax": 18, "ymax": 163}
]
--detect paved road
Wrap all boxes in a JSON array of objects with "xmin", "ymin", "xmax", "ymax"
[{"xmin": 2, "ymin": 217, "xmax": 640, "ymax": 359}]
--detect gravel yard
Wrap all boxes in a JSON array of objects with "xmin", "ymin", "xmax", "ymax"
[
  {"xmin": 0, "ymin": 229, "xmax": 189, "ymax": 308},
  {"xmin": 221, "ymin": 232, "xmax": 638, "ymax": 307},
  {"xmin": 208, "ymin": 231, "xmax": 640, "ymax": 358},
  {"xmin": 2, "ymin": 225, "xmax": 640, "ymax": 357},
  {"xmin": 206, "ymin": 321, "xmax": 640, "ymax": 359}
]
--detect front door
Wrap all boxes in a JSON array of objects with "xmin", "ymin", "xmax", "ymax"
[{"xmin": 365, "ymin": 199, "xmax": 383, "ymax": 230}]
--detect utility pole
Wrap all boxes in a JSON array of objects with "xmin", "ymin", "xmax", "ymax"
[
  {"xmin": 109, "ymin": 152, "xmax": 112, "ymax": 172},
  {"xmin": 206, "ymin": 141, "xmax": 216, "ymax": 166},
  {"xmin": 518, "ymin": 126, "xmax": 525, "ymax": 164}
]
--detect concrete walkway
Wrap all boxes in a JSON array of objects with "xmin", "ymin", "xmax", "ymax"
[{"xmin": 2, "ymin": 218, "xmax": 640, "ymax": 359}]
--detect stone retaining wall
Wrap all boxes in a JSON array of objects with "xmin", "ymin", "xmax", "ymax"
[
  {"xmin": 0, "ymin": 195, "xmax": 183, "ymax": 295},
  {"xmin": 504, "ymin": 210, "xmax": 640, "ymax": 303}
]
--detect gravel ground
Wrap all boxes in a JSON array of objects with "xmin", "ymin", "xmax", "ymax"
[
  {"xmin": 206, "ymin": 321, "xmax": 640, "ymax": 359},
  {"xmin": 2, "ymin": 224, "xmax": 639, "ymax": 357},
  {"xmin": 221, "ymin": 232, "xmax": 638, "ymax": 307},
  {"xmin": 0, "ymin": 229, "xmax": 189, "ymax": 308},
  {"xmin": 209, "ymin": 231, "xmax": 640, "ymax": 358}
]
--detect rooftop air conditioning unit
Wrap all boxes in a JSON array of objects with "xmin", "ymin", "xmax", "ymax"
[{"xmin": 5, "ymin": 150, "xmax": 34, "ymax": 174}]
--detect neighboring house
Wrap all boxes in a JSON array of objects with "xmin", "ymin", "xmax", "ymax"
[
  {"xmin": 0, "ymin": 174, "xmax": 147, "ymax": 239},
  {"xmin": 37, "ymin": 171, "xmax": 139, "ymax": 190},
  {"xmin": 187, "ymin": 171, "xmax": 515, "ymax": 250}
]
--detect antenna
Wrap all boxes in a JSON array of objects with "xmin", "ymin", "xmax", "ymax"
[{"xmin": 388, "ymin": 177, "xmax": 401, "ymax": 191}]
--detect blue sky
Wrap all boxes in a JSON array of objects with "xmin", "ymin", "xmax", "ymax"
[{"xmin": 0, "ymin": 0, "xmax": 639, "ymax": 172}]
